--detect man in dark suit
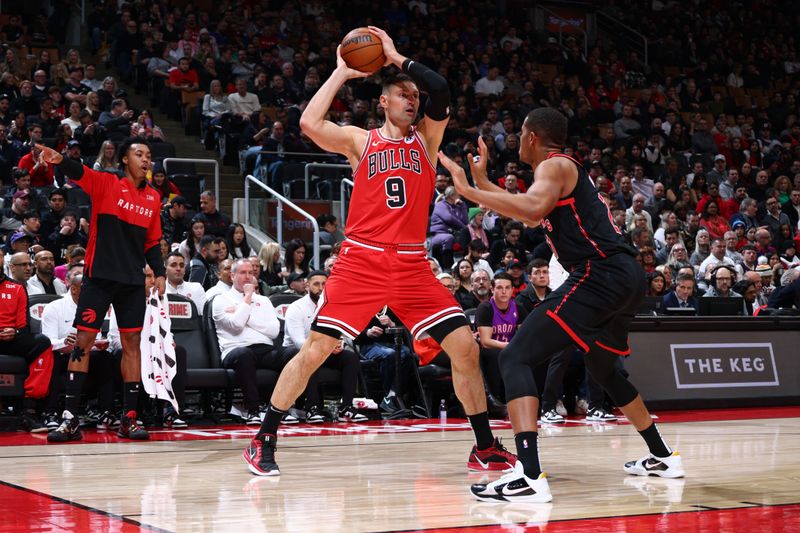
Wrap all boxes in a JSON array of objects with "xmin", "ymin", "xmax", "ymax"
[{"xmin": 662, "ymin": 273, "xmax": 698, "ymax": 313}]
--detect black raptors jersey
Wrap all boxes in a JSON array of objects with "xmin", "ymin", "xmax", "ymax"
[{"xmin": 539, "ymin": 153, "xmax": 636, "ymax": 270}]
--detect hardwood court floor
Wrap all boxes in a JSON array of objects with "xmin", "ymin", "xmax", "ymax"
[{"xmin": 0, "ymin": 407, "xmax": 798, "ymax": 532}]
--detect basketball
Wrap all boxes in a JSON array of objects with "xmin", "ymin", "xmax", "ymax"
[{"xmin": 340, "ymin": 28, "xmax": 386, "ymax": 74}]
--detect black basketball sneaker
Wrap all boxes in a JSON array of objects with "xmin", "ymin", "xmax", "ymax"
[{"xmin": 117, "ymin": 410, "xmax": 150, "ymax": 440}]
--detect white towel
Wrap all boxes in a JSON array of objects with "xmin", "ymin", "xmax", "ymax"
[{"xmin": 141, "ymin": 289, "xmax": 179, "ymax": 412}]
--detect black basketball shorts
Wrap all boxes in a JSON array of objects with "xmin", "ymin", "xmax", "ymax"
[{"xmin": 73, "ymin": 277, "xmax": 146, "ymax": 332}]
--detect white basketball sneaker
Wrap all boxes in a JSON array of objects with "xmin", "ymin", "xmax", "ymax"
[
  {"xmin": 470, "ymin": 462, "xmax": 553, "ymax": 503},
  {"xmin": 624, "ymin": 451, "xmax": 685, "ymax": 478}
]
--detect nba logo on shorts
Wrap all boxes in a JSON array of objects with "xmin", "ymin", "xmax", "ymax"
[{"xmin": 522, "ymin": 439, "xmax": 528, "ymax": 449}]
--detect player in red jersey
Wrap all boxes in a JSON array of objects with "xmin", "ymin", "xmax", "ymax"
[
  {"xmin": 37, "ymin": 140, "xmax": 166, "ymax": 442},
  {"xmin": 245, "ymin": 27, "xmax": 516, "ymax": 477}
]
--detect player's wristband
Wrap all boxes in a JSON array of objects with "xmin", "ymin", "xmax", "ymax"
[{"xmin": 58, "ymin": 157, "xmax": 85, "ymax": 180}]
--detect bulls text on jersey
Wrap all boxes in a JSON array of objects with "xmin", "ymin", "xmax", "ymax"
[{"xmin": 367, "ymin": 148, "xmax": 422, "ymax": 178}]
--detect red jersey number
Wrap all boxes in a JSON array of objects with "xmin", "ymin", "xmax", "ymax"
[{"xmin": 385, "ymin": 176, "xmax": 407, "ymax": 209}]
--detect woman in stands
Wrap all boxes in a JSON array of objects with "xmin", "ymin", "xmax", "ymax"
[
  {"xmin": 148, "ymin": 162, "xmax": 180, "ymax": 203},
  {"xmin": 690, "ymin": 229, "xmax": 711, "ymax": 266},
  {"xmin": 454, "ymin": 259, "xmax": 474, "ymax": 300},
  {"xmin": 646, "ymin": 271, "xmax": 668, "ymax": 297},
  {"xmin": 31, "ymin": 49, "xmax": 53, "ymax": 80},
  {"xmin": 93, "ymin": 141, "xmax": 118, "ymax": 172},
  {"xmin": 638, "ymin": 246, "xmax": 657, "ymax": 274},
  {"xmin": 179, "ymin": 220, "xmax": 206, "ymax": 265},
  {"xmin": 226, "ymin": 223, "xmax": 253, "ymax": 260},
  {"xmin": 281, "ymin": 238, "xmax": 309, "ymax": 280},
  {"xmin": 258, "ymin": 242, "xmax": 284, "ymax": 287},
  {"xmin": 666, "ymin": 242, "xmax": 691, "ymax": 280},
  {"xmin": 774, "ymin": 175, "xmax": 792, "ymax": 205},
  {"xmin": 201, "ymin": 79, "xmax": 230, "ymax": 149},
  {"xmin": 85, "ymin": 92, "xmax": 102, "ymax": 121},
  {"xmin": 132, "ymin": 110, "xmax": 165, "ymax": 142},
  {"xmin": 97, "ymin": 77, "xmax": 118, "ymax": 111},
  {"xmin": 699, "ymin": 200, "xmax": 730, "ymax": 239}
]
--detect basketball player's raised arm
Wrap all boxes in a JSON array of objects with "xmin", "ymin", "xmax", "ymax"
[
  {"xmin": 299, "ymin": 47, "xmax": 369, "ymax": 165},
  {"xmin": 369, "ymin": 26, "xmax": 450, "ymax": 162},
  {"xmin": 438, "ymin": 154, "xmax": 564, "ymax": 228}
]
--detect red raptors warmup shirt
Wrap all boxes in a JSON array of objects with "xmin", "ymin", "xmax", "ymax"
[
  {"xmin": 346, "ymin": 127, "xmax": 436, "ymax": 245},
  {"xmin": 73, "ymin": 168, "xmax": 163, "ymax": 285},
  {"xmin": 0, "ymin": 277, "xmax": 27, "ymax": 329}
]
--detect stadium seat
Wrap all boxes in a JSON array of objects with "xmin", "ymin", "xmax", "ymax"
[
  {"xmin": 149, "ymin": 141, "xmax": 176, "ymax": 163},
  {"xmin": 28, "ymin": 294, "xmax": 63, "ymax": 334},
  {"xmin": 168, "ymin": 174, "xmax": 204, "ymax": 210},
  {"xmin": 168, "ymin": 294, "xmax": 227, "ymax": 390}
]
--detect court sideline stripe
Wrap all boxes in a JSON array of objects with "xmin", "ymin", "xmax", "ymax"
[
  {"xmin": 378, "ymin": 501, "xmax": 800, "ymax": 533},
  {"xmin": 0, "ymin": 479, "xmax": 172, "ymax": 533}
]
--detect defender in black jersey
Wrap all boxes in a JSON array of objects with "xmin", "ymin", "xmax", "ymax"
[{"xmin": 439, "ymin": 107, "xmax": 684, "ymax": 503}]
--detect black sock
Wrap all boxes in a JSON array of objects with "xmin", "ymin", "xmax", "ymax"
[
  {"xmin": 515, "ymin": 431, "xmax": 541, "ymax": 478},
  {"xmin": 123, "ymin": 382, "xmax": 141, "ymax": 414},
  {"xmin": 64, "ymin": 371, "xmax": 87, "ymax": 415},
  {"xmin": 639, "ymin": 422, "xmax": 671, "ymax": 457},
  {"xmin": 467, "ymin": 412, "xmax": 494, "ymax": 450},
  {"xmin": 257, "ymin": 404, "xmax": 285, "ymax": 439}
]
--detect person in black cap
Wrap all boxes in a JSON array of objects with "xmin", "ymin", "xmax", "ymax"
[
  {"xmin": 54, "ymin": 139, "xmax": 84, "ymax": 187},
  {"xmin": 1, "ymin": 189, "xmax": 32, "ymax": 237},
  {"xmin": 283, "ymin": 271, "xmax": 307, "ymax": 296},
  {"xmin": 161, "ymin": 194, "xmax": 191, "ymax": 245}
]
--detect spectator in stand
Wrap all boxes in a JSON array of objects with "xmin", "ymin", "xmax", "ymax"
[
  {"xmin": 0, "ymin": 122, "xmax": 21, "ymax": 180},
  {"xmin": 226, "ymin": 223, "xmax": 254, "ymax": 260},
  {"xmin": 46, "ymin": 209, "xmax": 88, "ymax": 266},
  {"xmin": 192, "ymin": 190, "xmax": 231, "ymax": 238},
  {"xmin": 699, "ymin": 238, "xmax": 737, "ymax": 286},
  {"xmin": 148, "ymin": 163, "xmax": 180, "ymax": 204},
  {"xmin": 316, "ymin": 214, "xmax": 345, "ymax": 247},
  {"xmin": 164, "ymin": 57, "xmax": 200, "ymax": 120},
  {"xmin": 488, "ymin": 220, "xmax": 526, "ymax": 269},
  {"xmin": 17, "ymin": 141, "xmax": 55, "ymax": 187},
  {"xmin": 227, "ymin": 77, "xmax": 261, "ymax": 132},
  {"xmin": 39, "ymin": 189, "xmax": 67, "ymax": 241},
  {"xmin": 699, "ymin": 200, "xmax": 731, "ymax": 240},
  {"xmin": 189, "ymin": 235, "xmax": 222, "ymax": 291},
  {"xmin": 164, "ymin": 251, "xmax": 206, "ymax": 315},
  {"xmin": 625, "ymin": 193, "xmax": 653, "ymax": 233},
  {"xmin": 213, "ymin": 258, "xmax": 293, "ymax": 425},
  {"xmin": 663, "ymin": 273, "xmax": 699, "ymax": 313},
  {"xmin": 707, "ymin": 154, "xmax": 728, "ymax": 185},
  {"xmin": 646, "ymin": 271, "xmax": 668, "ymax": 297},
  {"xmin": 0, "ymin": 253, "xmax": 56, "ymax": 433},
  {"xmin": 768, "ymin": 268, "xmax": 800, "ymax": 310},
  {"xmin": 98, "ymin": 99, "xmax": 134, "ymax": 142},
  {"xmin": 4, "ymin": 168, "xmax": 46, "ymax": 212},
  {"xmin": 178, "ymin": 219, "xmax": 206, "ymax": 264},
  {"xmin": 730, "ymin": 198, "xmax": 760, "ymax": 232},
  {"xmin": 257, "ymin": 242, "xmax": 285, "ymax": 289},
  {"xmin": 74, "ymin": 110, "xmax": 107, "ymax": 159},
  {"xmin": 782, "ymin": 189, "xmax": 800, "ymax": 229},
  {"xmin": 703, "ymin": 265, "xmax": 742, "ymax": 299},
  {"xmin": 613, "ymin": 175, "xmax": 634, "ymax": 210},
  {"xmin": 27, "ymin": 250, "xmax": 66, "ymax": 296},
  {"xmin": 201, "ymin": 80, "xmax": 231, "ymax": 149},
  {"xmin": 93, "ymin": 141, "xmax": 118, "ymax": 173},
  {"xmin": 1, "ymin": 190, "xmax": 33, "ymax": 237},
  {"xmin": 160, "ymin": 196, "xmax": 190, "ymax": 246},
  {"xmin": 429, "ymin": 186, "xmax": 468, "ymax": 269},
  {"xmin": 762, "ymin": 197, "xmax": 791, "ymax": 244},
  {"xmin": 206, "ymin": 258, "xmax": 233, "ymax": 300},
  {"xmin": 457, "ymin": 268, "xmax": 492, "ymax": 310},
  {"xmin": 130, "ymin": 110, "xmax": 165, "ymax": 142},
  {"xmin": 690, "ymin": 229, "xmax": 712, "ymax": 266},
  {"xmin": 8, "ymin": 250, "xmax": 33, "ymax": 284}
]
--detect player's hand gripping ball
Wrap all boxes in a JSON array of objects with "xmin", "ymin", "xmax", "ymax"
[{"xmin": 340, "ymin": 28, "xmax": 386, "ymax": 74}]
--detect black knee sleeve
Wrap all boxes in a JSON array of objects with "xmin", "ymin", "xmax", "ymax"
[{"xmin": 584, "ymin": 349, "xmax": 638, "ymax": 407}]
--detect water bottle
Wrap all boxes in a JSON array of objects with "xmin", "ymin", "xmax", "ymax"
[{"xmin": 439, "ymin": 399, "xmax": 447, "ymax": 425}]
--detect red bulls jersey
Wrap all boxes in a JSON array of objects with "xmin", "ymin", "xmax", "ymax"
[{"xmin": 346, "ymin": 127, "xmax": 435, "ymax": 245}]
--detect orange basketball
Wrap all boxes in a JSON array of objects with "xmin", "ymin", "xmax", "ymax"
[{"xmin": 340, "ymin": 28, "xmax": 386, "ymax": 74}]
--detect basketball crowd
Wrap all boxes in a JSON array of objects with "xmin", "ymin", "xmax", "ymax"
[{"xmin": 1, "ymin": 0, "xmax": 800, "ymax": 433}]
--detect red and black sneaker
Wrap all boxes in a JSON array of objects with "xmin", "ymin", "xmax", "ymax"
[
  {"xmin": 243, "ymin": 434, "xmax": 280, "ymax": 476},
  {"xmin": 117, "ymin": 410, "xmax": 150, "ymax": 440},
  {"xmin": 468, "ymin": 437, "xmax": 517, "ymax": 472}
]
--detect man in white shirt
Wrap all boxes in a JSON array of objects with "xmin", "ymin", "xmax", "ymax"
[
  {"xmin": 625, "ymin": 194, "xmax": 654, "ymax": 233},
  {"xmin": 164, "ymin": 251, "xmax": 206, "ymax": 315},
  {"xmin": 27, "ymin": 250, "xmax": 67, "ymax": 296},
  {"xmin": 698, "ymin": 238, "xmax": 736, "ymax": 290},
  {"xmin": 42, "ymin": 274, "xmax": 117, "ymax": 440},
  {"xmin": 474, "ymin": 67, "xmax": 505, "ymax": 98},
  {"xmin": 228, "ymin": 78, "xmax": 261, "ymax": 122},
  {"xmin": 212, "ymin": 259, "xmax": 292, "ymax": 424},
  {"xmin": 205, "ymin": 258, "xmax": 233, "ymax": 301},
  {"xmin": 283, "ymin": 270, "xmax": 365, "ymax": 422}
]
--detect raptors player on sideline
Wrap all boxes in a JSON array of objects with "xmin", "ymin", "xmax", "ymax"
[
  {"xmin": 439, "ymin": 108, "xmax": 684, "ymax": 503},
  {"xmin": 37, "ymin": 140, "xmax": 166, "ymax": 443},
  {"xmin": 244, "ymin": 27, "xmax": 516, "ymax": 476}
]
